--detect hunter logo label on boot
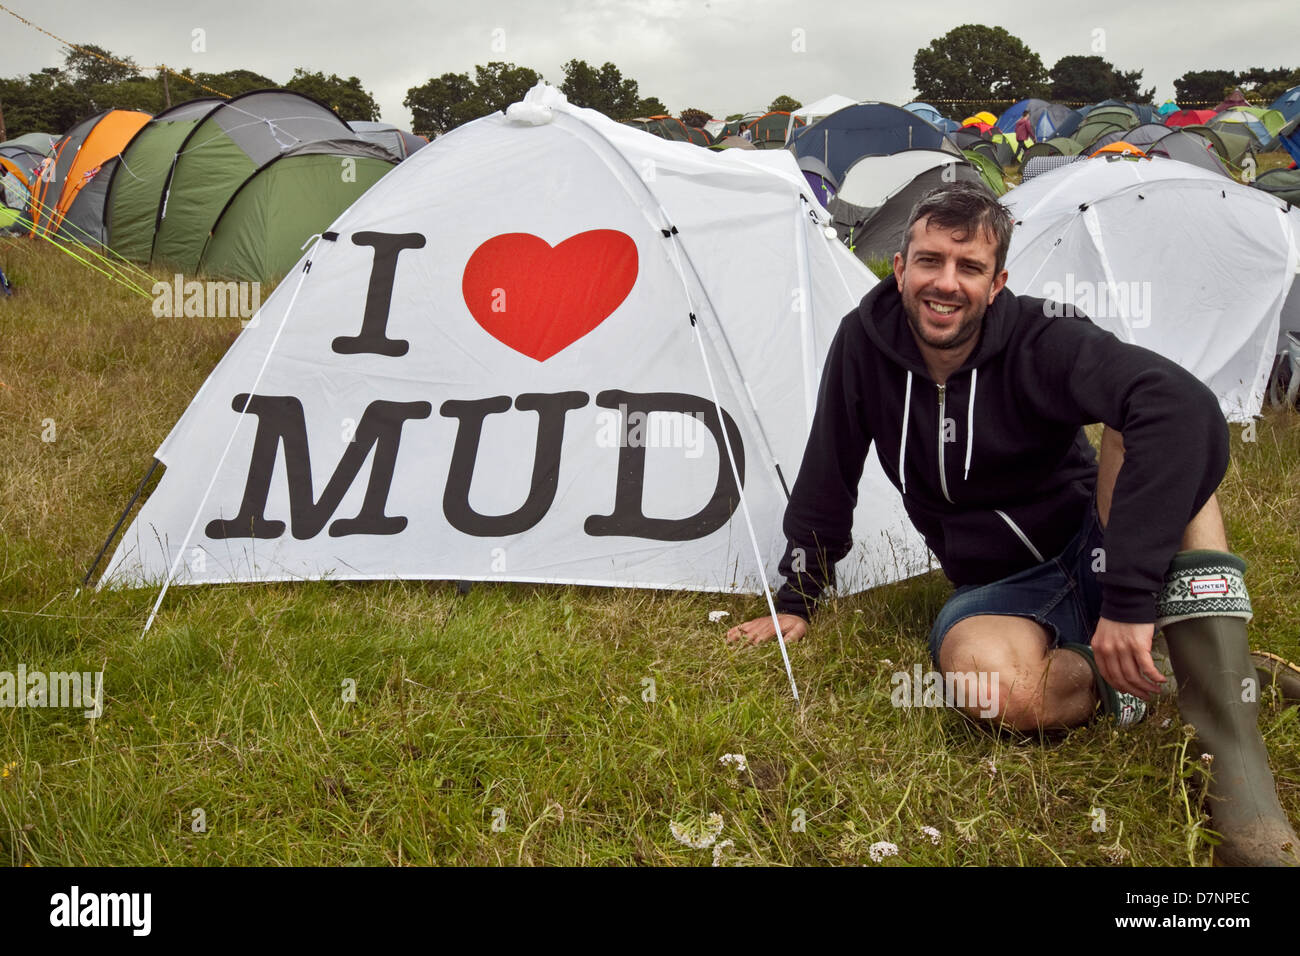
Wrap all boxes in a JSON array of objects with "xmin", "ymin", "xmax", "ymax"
[{"xmin": 1189, "ymin": 576, "xmax": 1230, "ymax": 597}]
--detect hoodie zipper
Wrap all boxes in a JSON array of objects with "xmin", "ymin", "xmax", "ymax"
[{"xmin": 936, "ymin": 384, "xmax": 953, "ymax": 503}]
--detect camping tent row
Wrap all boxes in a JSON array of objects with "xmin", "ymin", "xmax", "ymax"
[
  {"xmin": 623, "ymin": 115, "xmax": 716, "ymax": 147},
  {"xmin": 93, "ymin": 84, "xmax": 1296, "ymax": 634},
  {"xmin": 776, "ymin": 102, "xmax": 1004, "ymax": 265},
  {"xmin": 10, "ymin": 92, "xmax": 426, "ymax": 282}
]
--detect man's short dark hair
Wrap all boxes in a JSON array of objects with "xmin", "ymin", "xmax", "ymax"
[
  {"xmin": 900, "ymin": 181, "xmax": 1014, "ymax": 274},
  {"xmin": 1022, "ymin": 110, "xmax": 1030, "ymax": 117}
]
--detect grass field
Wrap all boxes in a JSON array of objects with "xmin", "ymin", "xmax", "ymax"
[{"xmin": 1, "ymin": 224, "xmax": 1298, "ymax": 867}]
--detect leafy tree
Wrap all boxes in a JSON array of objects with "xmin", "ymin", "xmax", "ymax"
[
  {"xmin": 1238, "ymin": 66, "xmax": 1300, "ymax": 103},
  {"xmin": 404, "ymin": 72, "xmax": 478, "ymax": 135},
  {"xmin": 913, "ymin": 24, "xmax": 1049, "ymax": 114},
  {"xmin": 1050, "ymin": 55, "xmax": 1152, "ymax": 103},
  {"xmin": 560, "ymin": 59, "xmax": 645, "ymax": 119},
  {"xmin": 472, "ymin": 62, "xmax": 544, "ymax": 114},
  {"xmin": 637, "ymin": 96, "xmax": 668, "ymax": 116},
  {"xmin": 679, "ymin": 108, "xmax": 711, "ymax": 128},
  {"xmin": 724, "ymin": 113, "xmax": 745, "ymax": 122},
  {"xmin": 1173, "ymin": 70, "xmax": 1238, "ymax": 106},
  {"xmin": 768, "ymin": 94, "xmax": 801, "ymax": 113},
  {"xmin": 62, "ymin": 43, "xmax": 137, "ymax": 86},
  {"xmin": 286, "ymin": 68, "xmax": 380, "ymax": 120},
  {"xmin": 404, "ymin": 63, "xmax": 540, "ymax": 135}
]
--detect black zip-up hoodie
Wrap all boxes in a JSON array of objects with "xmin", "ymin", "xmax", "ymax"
[{"xmin": 774, "ymin": 279, "xmax": 1229, "ymax": 625}]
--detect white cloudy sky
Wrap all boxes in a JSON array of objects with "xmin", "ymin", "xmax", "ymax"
[{"xmin": 4, "ymin": 0, "xmax": 1298, "ymax": 126}]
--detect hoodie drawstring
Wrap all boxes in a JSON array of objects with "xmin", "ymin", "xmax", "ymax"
[
  {"xmin": 963, "ymin": 367, "xmax": 977, "ymax": 481},
  {"xmin": 898, "ymin": 370, "xmax": 912, "ymax": 494}
]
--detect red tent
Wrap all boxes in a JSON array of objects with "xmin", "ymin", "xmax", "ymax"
[
  {"xmin": 1166, "ymin": 109, "xmax": 1216, "ymax": 128},
  {"xmin": 1214, "ymin": 88, "xmax": 1252, "ymax": 112}
]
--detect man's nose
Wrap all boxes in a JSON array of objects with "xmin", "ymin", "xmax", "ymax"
[{"xmin": 933, "ymin": 261, "xmax": 961, "ymax": 294}]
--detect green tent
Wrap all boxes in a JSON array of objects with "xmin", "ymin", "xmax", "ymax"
[
  {"xmin": 150, "ymin": 89, "xmax": 355, "ymax": 272},
  {"xmin": 104, "ymin": 98, "xmax": 221, "ymax": 262},
  {"xmin": 961, "ymin": 149, "xmax": 1007, "ymax": 195},
  {"xmin": 197, "ymin": 139, "xmax": 395, "ymax": 281}
]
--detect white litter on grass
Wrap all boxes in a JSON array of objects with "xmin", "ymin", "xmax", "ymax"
[
  {"xmin": 708, "ymin": 610, "xmax": 730, "ymax": 623},
  {"xmin": 868, "ymin": 841, "xmax": 899, "ymax": 862},
  {"xmin": 719, "ymin": 753, "xmax": 748, "ymax": 772},
  {"xmin": 670, "ymin": 812, "xmax": 725, "ymax": 849}
]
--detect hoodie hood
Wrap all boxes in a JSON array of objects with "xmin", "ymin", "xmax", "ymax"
[{"xmin": 857, "ymin": 277, "xmax": 1021, "ymax": 379}]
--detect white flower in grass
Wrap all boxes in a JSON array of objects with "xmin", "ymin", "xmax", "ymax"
[
  {"xmin": 719, "ymin": 753, "xmax": 748, "ymax": 772},
  {"xmin": 670, "ymin": 812, "xmax": 724, "ymax": 849},
  {"xmin": 868, "ymin": 841, "xmax": 899, "ymax": 863},
  {"xmin": 982, "ymin": 757, "xmax": 998, "ymax": 778},
  {"xmin": 1160, "ymin": 718, "xmax": 1172, "ymax": 729},
  {"xmin": 708, "ymin": 610, "xmax": 730, "ymax": 623},
  {"xmin": 920, "ymin": 825, "xmax": 941, "ymax": 845},
  {"xmin": 711, "ymin": 839, "xmax": 734, "ymax": 867}
]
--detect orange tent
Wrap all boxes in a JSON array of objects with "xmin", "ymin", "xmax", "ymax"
[
  {"xmin": 30, "ymin": 108, "xmax": 150, "ymax": 238},
  {"xmin": 1091, "ymin": 141, "xmax": 1147, "ymax": 158}
]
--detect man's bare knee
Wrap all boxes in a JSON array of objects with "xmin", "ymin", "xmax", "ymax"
[{"xmin": 938, "ymin": 616, "xmax": 1051, "ymax": 730}]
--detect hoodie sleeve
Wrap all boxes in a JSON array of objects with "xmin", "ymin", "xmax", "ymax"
[
  {"xmin": 774, "ymin": 313, "xmax": 874, "ymax": 619},
  {"xmin": 1022, "ymin": 307, "xmax": 1229, "ymax": 623}
]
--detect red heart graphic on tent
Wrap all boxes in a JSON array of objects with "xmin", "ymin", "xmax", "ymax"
[{"xmin": 462, "ymin": 230, "xmax": 638, "ymax": 362}]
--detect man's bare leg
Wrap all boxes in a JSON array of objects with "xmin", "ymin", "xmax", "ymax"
[{"xmin": 938, "ymin": 615, "xmax": 1096, "ymax": 731}]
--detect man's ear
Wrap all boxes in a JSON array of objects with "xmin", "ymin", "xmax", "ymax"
[
  {"xmin": 893, "ymin": 252, "xmax": 904, "ymax": 291},
  {"xmin": 988, "ymin": 267, "xmax": 1009, "ymax": 304}
]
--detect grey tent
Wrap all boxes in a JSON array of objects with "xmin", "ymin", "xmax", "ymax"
[
  {"xmin": 1145, "ymin": 130, "xmax": 1232, "ymax": 178},
  {"xmin": 828, "ymin": 153, "xmax": 986, "ymax": 263},
  {"xmin": 347, "ymin": 121, "xmax": 428, "ymax": 160},
  {"xmin": 1254, "ymin": 167, "xmax": 1300, "ymax": 205}
]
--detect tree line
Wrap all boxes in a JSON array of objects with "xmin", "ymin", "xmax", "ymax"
[
  {"xmin": 0, "ymin": 44, "xmax": 381, "ymax": 139},
  {"xmin": 913, "ymin": 24, "xmax": 1299, "ymax": 113}
]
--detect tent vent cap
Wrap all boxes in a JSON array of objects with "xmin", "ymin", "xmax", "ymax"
[{"xmin": 505, "ymin": 82, "xmax": 569, "ymax": 126}]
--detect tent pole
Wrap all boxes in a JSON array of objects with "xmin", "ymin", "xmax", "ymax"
[{"xmin": 83, "ymin": 457, "xmax": 160, "ymax": 587}]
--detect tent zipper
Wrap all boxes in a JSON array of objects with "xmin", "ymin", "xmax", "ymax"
[{"xmin": 936, "ymin": 383, "xmax": 953, "ymax": 503}]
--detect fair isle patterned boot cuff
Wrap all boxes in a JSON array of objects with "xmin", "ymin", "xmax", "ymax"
[{"xmin": 1155, "ymin": 550, "xmax": 1253, "ymax": 628}]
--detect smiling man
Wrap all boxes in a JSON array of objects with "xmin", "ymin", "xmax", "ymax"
[{"xmin": 726, "ymin": 182, "xmax": 1299, "ymax": 866}]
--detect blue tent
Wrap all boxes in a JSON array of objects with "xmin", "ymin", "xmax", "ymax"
[
  {"xmin": 996, "ymin": 98, "xmax": 1047, "ymax": 132},
  {"xmin": 1280, "ymin": 116, "xmax": 1300, "ymax": 167},
  {"xmin": 1270, "ymin": 86, "xmax": 1300, "ymax": 124},
  {"xmin": 903, "ymin": 102, "xmax": 945, "ymax": 125},
  {"xmin": 790, "ymin": 103, "xmax": 961, "ymax": 183}
]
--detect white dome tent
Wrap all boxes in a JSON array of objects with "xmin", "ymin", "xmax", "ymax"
[
  {"xmin": 1003, "ymin": 156, "xmax": 1300, "ymax": 422},
  {"xmin": 97, "ymin": 85, "xmax": 930, "ymax": 682}
]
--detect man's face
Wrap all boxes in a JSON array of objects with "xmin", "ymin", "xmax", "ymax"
[{"xmin": 893, "ymin": 216, "xmax": 1009, "ymax": 353}]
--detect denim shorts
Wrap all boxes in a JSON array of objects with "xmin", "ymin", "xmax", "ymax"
[{"xmin": 927, "ymin": 503, "xmax": 1105, "ymax": 665}]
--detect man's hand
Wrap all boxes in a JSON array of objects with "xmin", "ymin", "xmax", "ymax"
[
  {"xmin": 1090, "ymin": 617, "xmax": 1166, "ymax": 700},
  {"xmin": 725, "ymin": 613, "xmax": 808, "ymax": 647}
]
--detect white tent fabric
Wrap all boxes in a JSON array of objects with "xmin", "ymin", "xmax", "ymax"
[
  {"xmin": 101, "ymin": 84, "xmax": 928, "ymax": 598},
  {"xmin": 1004, "ymin": 157, "xmax": 1300, "ymax": 422},
  {"xmin": 836, "ymin": 150, "xmax": 961, "ymax": 209},
  {"xmin": 788, "ymin": 94, "xmax": 858, "ymax": 139}
]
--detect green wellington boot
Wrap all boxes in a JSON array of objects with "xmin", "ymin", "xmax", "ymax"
[{"xmin": 1158, "ymin": 550, "xmax": 1300, "ymax": 866}]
